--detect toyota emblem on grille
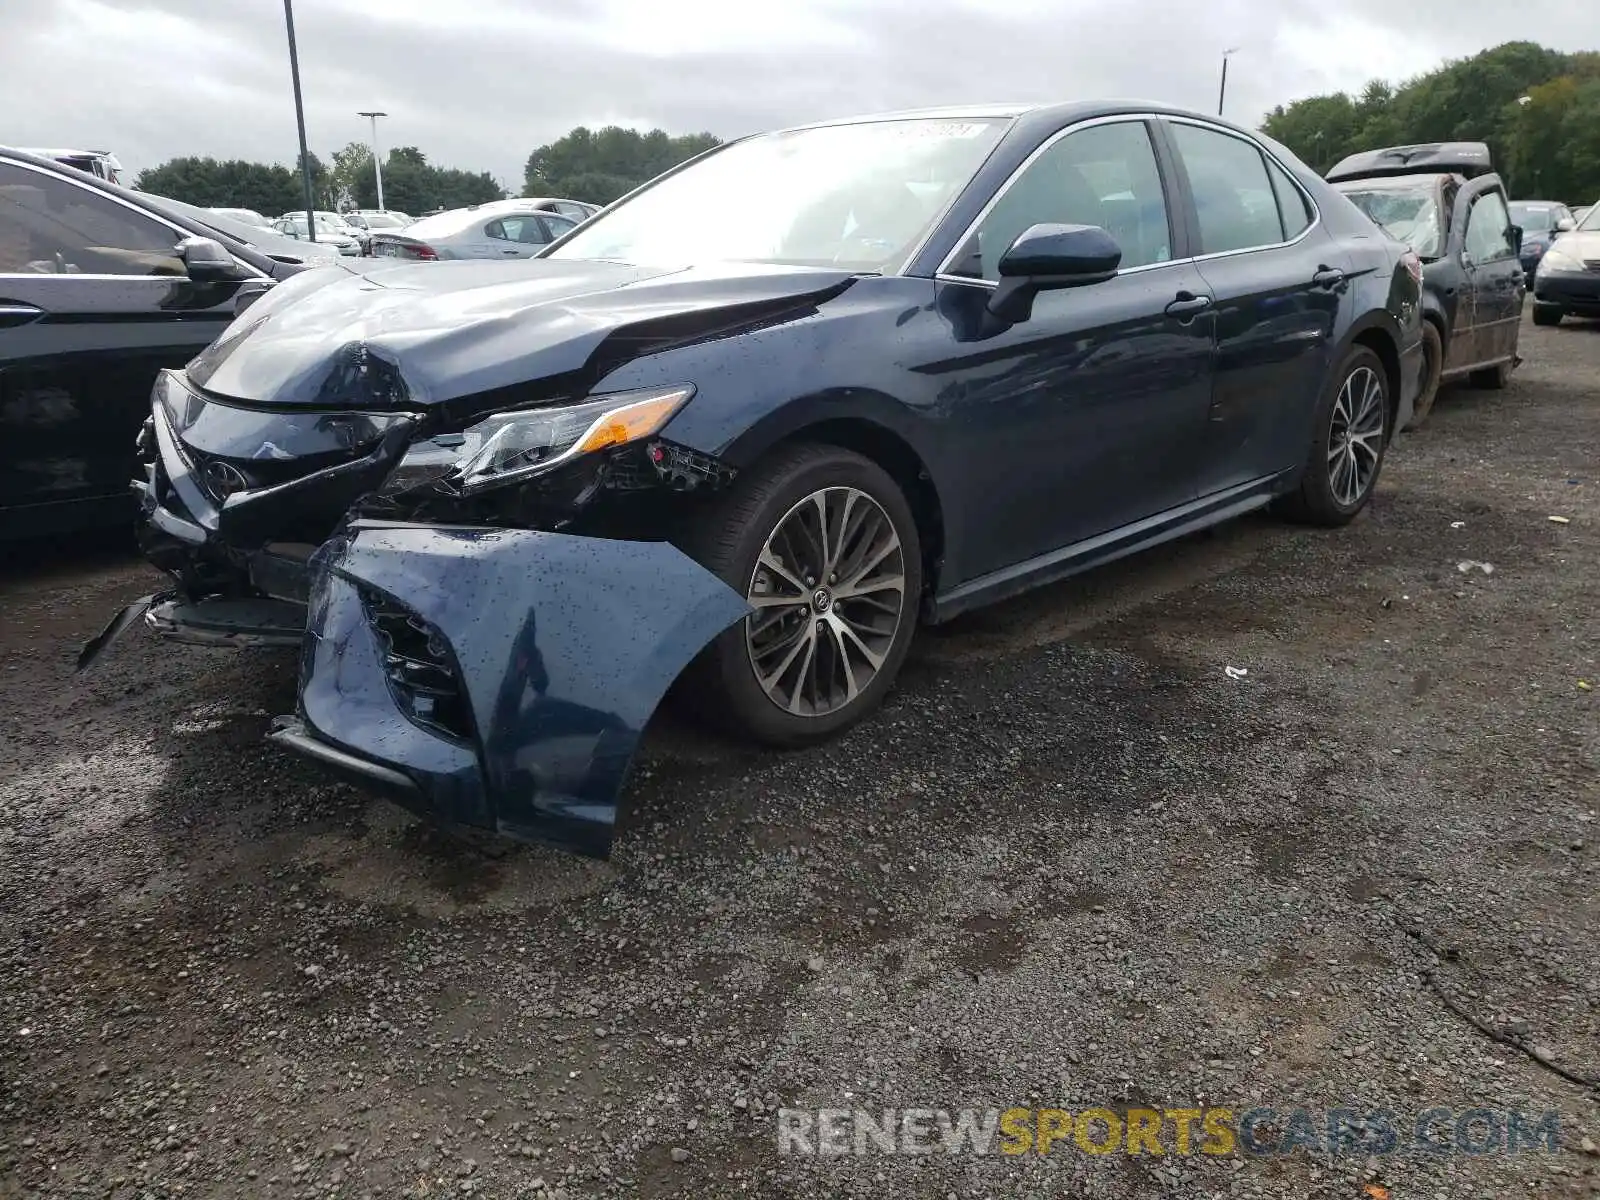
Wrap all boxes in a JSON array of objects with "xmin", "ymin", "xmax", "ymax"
[{"xmin": 202, "ymin": 460, "xmax": 249, "ymax": 500}]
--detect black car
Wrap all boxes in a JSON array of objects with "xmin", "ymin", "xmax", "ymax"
[
  {"xmin": 1327, "ymin": 142, "xmax": 1524, "ymax": 425},
  {"xmin": 0, "ymin": 147, "xmax": 357, "ymax": 538},
  {"xmin": 82, "ymin": 102, "xmax": 1423, "ymax": 858}
]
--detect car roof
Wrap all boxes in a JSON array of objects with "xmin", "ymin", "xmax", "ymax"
[
  {"xmin": 1326, "ymin": 142, "xmax": 1493, "ymax": 183},
  {"xmin": 1332, "ymin": 174, "xmax": 1449, "ymax": 192},
  {"xmin": 774, "ymin": 99, "xmax": 1252, "ymax": 136},
  {"xmin": 397, "ymin": 203, "xmax": 574, "ymax": 239}
]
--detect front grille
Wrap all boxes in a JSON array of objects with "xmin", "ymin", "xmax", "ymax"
[{"xmin": 361, "ymin": 590, "xmax": 474, "ymax": 742}]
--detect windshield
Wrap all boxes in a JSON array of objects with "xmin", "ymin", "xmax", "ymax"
[
  {"xmin": 361, "ymin": 212, "xmax": 407, "ymax": 229},
  {"xmin": 546, "ymin": 116, "xmax": 1011, "ymax": 270},
  {"xmin": 1339, "ymin": 184, "xmax": 1443, "ymax": 258},
  {"xmin": 1576, "ymin": 205, "xmax": 1600, "ymax": 232},
  {"xmin": 1508, "ymin": 203, "xmax": 1555, "ymax": 232}
]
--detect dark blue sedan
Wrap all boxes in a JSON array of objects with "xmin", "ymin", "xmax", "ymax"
[{"xmin": 84, "ymin": 101, "xmax": 1424, "ymax": 857}]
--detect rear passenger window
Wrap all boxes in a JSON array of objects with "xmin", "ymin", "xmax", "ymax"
[
  {"xmin": 1265, "ymin": 156, "xmax": 1313, "ymax": 239},
  {"xmin": 1168, "ymin": 123, "xmax": 1288, "ymax": 254}
]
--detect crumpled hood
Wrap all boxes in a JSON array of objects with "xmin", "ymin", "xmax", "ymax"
[{"xmin": 185, "ymin": 258, "xmax": 857, "ymax": 410}]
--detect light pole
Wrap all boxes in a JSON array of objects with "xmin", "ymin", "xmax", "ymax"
[
  {"xmin": 283, "ymin": 0, "xmax": 316, "ymax": 240},
  {"xmin": 358, "ymin": 110, "xmax": 387, "ymax": 212},
  {"xmin": 1218, "ymin": 47, "xmax": 1240, "ymax": 117}
]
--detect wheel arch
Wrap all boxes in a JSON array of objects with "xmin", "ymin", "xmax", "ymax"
[
  {"xmin": 725, "ymin": 412, "xmax": 948, "ymax": 602},
  {"xmin": 1340, "ymin": 315, "xmax": 1404, "ymax": 438}
]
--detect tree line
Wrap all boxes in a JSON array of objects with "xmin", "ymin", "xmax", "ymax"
[
  {"xmin": 1262, "ymin": 42, "xmax": 1600, "ymax": 202},
  {"xmin": 134, "ymin": 125, "xmax": 723, "ymax": 217}
]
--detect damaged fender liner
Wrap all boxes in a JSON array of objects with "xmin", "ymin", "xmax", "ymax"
[{"xmin": 277, "ymin": 520, "xmax": 751, "ymax": 859}]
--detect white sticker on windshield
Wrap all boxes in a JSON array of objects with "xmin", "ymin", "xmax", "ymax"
[{"xmin": 898, "ymin": 122, "xmax": 991, "ymax": 139}]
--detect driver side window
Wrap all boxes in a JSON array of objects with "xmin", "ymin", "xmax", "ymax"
[
  {"xmin": 946, "ymin": 121, "xmax": 1172, "ymax": 281},
  {"xmin": 1465, "ymin": 192, "xmax": 1514, "ymax": 263},
  {"xmin": 0, "ymin": 161, "xmax": 183, "ymax": 276}
]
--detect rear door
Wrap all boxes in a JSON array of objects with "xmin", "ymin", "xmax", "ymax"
[
  {"xmin": 482, "ymin": 215, "xmax": 562, "ymax": 259},
  {"xmin": 0, "ymin": 158, "xmax": 245, "ymax": 536},
  {"xmin": 1457, "ymin": 184, "xmax": 1523, "ymax": 368},
  {"xmin": 1161, "ymin": 119, "xmax": 1351, "ymax": 496}
]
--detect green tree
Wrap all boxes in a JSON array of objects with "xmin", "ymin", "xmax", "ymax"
[
  {"xmin": 348, "ymin": 150, "xmax": 505, "ymax": 213},
  {"xmin": 329, "ymin": 140, "xmax": 374, "ymax": 209},
  {"xmin": 1262, "ymin": 42, "xmax": 1600, "ymax": 200},
  {"xmin": 523, "ymin": 126, "xmax": 722, "ymax": 204},
  {"xmin": 135, "ymin": 156, "xmax": 303, "ymax": 215}
]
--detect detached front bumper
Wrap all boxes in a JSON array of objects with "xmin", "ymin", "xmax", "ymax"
[{"xmin": 274, "ymin": 521, "xmax": 750, "ymax": 858}]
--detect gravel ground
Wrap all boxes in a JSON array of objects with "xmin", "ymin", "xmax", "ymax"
[{"xmin": 2, "ymin": 312, "xmax": 1597, "ymax": 1199}]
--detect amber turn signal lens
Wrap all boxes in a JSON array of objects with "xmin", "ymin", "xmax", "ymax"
[{"xmin": 575, "ymin": 389, "xmax": 692, "ymax": 454}]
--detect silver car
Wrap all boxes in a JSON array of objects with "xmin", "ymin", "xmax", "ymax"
[
  {"xmin": 367, "ymin": 199, "xmax": 579, "ymax": 261},
  {"xmin": 273, "ymin": 212, "xmax": 362, "ymax": 256}
]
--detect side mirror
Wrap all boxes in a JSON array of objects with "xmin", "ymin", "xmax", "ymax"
[
  {"xmin": 1508, "ymin": 224, "xmax": 1523, "ymax": 255},
  {"xmin": 1556, "ymin": 216, "xmax": 1576, "ymax": 233},
  {"xmin": 233, "ymin": 279, "xmax": 272, "ymax": 316},
  {"xmin": 177, "ymin": 236, "xmax": 243, "ymax": 282},
  {"xmin": 988, "ymin": 223, "xmax": 1122, "ymax": 323}
]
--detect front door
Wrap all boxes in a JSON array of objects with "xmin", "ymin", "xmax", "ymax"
[
  {"xmin": 0, "ymin": 158, "xmax": 242, "ymax": 536},
  {"xmin": 922, "ymin": 117, "xmax": 1215, "ymax": 578},
  {"xmin": 1161, "ymin": 119, "xmax": 1352, "ymax": 495},
  {"xmin": 1457, "ymin": 185, "xmax": 1524, "ymax": 368}
]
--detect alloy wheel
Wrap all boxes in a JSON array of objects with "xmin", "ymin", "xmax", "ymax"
[
  {"xmin": 745, "ymin": 486, "xmax": 906, "ymax": 716},
  {"xmin": 1326, "ymin": 365, "xmax": 1385, "ymax": 508}
]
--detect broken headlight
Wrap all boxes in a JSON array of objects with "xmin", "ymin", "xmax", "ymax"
[{"xmin": 448, "ymin": 384, "xmax": 693, "ymax": 495}]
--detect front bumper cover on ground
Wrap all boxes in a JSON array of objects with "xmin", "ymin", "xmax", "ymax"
[{"xmin": 273, "ymin": 521, "xmax": 751, "ymax": 858}]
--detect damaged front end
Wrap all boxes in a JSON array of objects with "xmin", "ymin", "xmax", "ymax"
[
  {"xmin": 76, "ymin": 257, "xmax": 860, "ymax": 856},
  {"xmin": 82, "ymin": 373, "xmax": 751, "ymax": 860}
]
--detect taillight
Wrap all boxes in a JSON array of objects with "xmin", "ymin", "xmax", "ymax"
[
  {"xmin": 406, "ymin": 243, "xmax": 438, "ymax": 261},
  {"xmin": 1400, "ymin": 250, "xmax": 1423, "ymax": 285}
]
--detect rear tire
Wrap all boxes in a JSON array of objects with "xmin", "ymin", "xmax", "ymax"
[
  {"xmin": 679, "ymin": 444, "xmax": 922, "ymax": 747},
  {"xmin": 1408, "ymin": 320, "xmax": 1444, "ymax": 428},
  {"xmin": 1532, "ymin": 303, "xmax": 1564, "ymax": 327},
  {"xmin": 1277, "ymin": 345, "xmax": 1390, "ymax": 527}
]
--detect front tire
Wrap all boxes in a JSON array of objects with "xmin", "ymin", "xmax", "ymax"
[
  {"xmin": 1277, "ymin": 345, "xmax": 1390, "ymax": 527},
  {"xmin": 680, "ymin": 444, "xmax": 922, "ymax": 747},
  {"xmin": 1532, "ymin": 303, "xmax": 1564, "ymax": 327}
]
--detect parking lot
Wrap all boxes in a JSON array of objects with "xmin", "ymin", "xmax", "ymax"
[{"xmin": 1, "ymin": 313, "xmax": 1596, "ymax": 1198}]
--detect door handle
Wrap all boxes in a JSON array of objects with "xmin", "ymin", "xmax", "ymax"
[
  {"xmin": 1312, "ymin": 266, "xmax": 1346, "ymax": 289},
  {"xmin": 1164, "ymin": 291, "xmax": 1213, "ymax": 321},
  {"xmin": 0, "ymin": 302, "xmax": 45, "ymax": 329}
]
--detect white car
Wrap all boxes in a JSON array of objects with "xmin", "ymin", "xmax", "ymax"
[
  {"xmin": 366, "ymin": 199, "xmax": 579, "ymax": 261},
  {"xmin": 273, "ymin": 212, "xmax": 362, "ymax": 255}
]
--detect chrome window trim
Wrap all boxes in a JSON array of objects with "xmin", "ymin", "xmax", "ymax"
[
  {"xmin": 1162, "ymin": 115, "xmax": 1323, "ymax": 259},
  {"xmin": 933, "ymin": 252, "xmax": 1196, "ymax": 291},
  {"xmin": 931, "ymin": 114, "xmax": 1178, "ymax": 280},
  {"xmin": 930, "ymin": 112, "xmax": 1325, "ymax": 282},
  {"xmin": 0, "ymin": 153, "xmax": 269, "ymax": 282}
]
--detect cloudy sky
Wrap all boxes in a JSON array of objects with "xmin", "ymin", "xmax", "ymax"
[{"xmin": 3, "ymin": 0, "xmax": 1597, "ymax": 189}]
